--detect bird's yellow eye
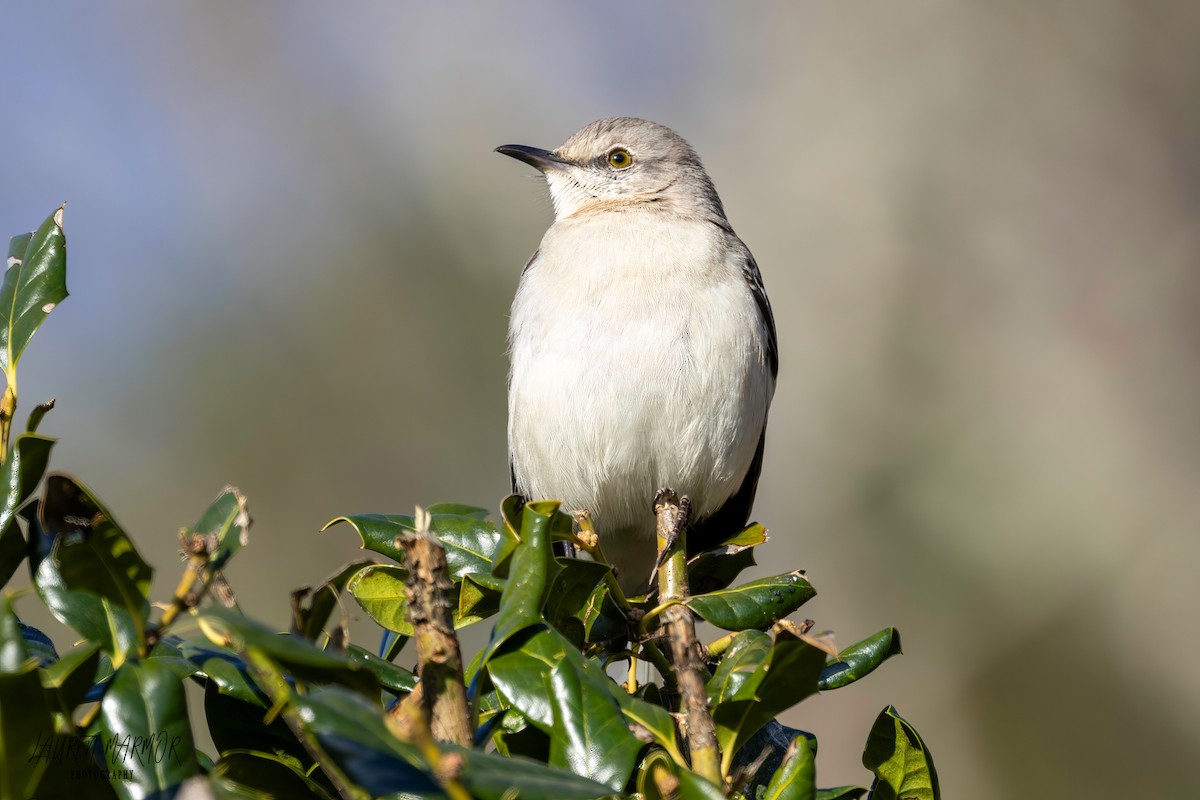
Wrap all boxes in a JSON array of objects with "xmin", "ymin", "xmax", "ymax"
[{"xmin": 607, "ymin": 148, "xmax": 633, "ymax": 169}]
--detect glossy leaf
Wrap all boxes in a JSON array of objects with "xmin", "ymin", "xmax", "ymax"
[
  {"xmin": 686, "ymin": 570, "xmax": 815, "ymax": 632},
  {"xmin": 545, "ymin": 558, "xmax": 612, "ymax": 646},
  {"xmin": 211, "ymin": 749, "xmax": 334, "ymax": 799},
  {"xmin": 816, "ymin": 787, "xmax": 867, "ymax": 799},
  {"xmin": 488, "ymin": 624, "xmax": 584, "ymax": 730},
  {"xmin": 459, "ymin": 571, "xmax": 506, "ymax": 620},
  {"xmin": 489, "ymin": 494, "xmax": 525, "ymax": 576},
  {"xmin": 611, "ymin": 686, "xmax": 685, "ymax": 765},
  {"xmin": 347, "ymin": 564, "xmax": 411, "ymax": 634},
  {"xmin": 0, "ymin": 654, "xmax": 53, "ymax": 800},
  {"xmin": 819, "ymin": 628, "xmax": 902, "ymax": 691},
  {"xmin": 204, "ymin": 684, "xmax": 309, "ymax": 768},
  {"xmin": 38, "ymin": 475, "xmax": 152, "ymax": 666},
  {"xmin": 17, "ymin": 621, "xmax": 57, "ymax": 667},
  {"xmin": 547, "ymin": 658, "xmax": 644, "ymax": 791},
  {"xmin": 673, "ymin": 769, "xmax": 730, "ymax": 800},
  {"xmin": 291, "ymin": 684, "xmax": 440, "ymax": 796},
  {"xmin": 292, "ymin": 559, "xmax": 375, "ymax": 640},
  {"xmin": 862, "ymin": 706, "xmax": 940, "ymax": 800},
  {"xmin": 451, "ymin": 742, "xmax": 614, "ymax": 800},
  {"xmin": 27, "ymin": 734, "xmax": 121, "ymax": 800},
  {"xmin": 687, "ymin": 522, "xmax": 767, "ymax": 592},
  {"xmin": 378, "ymin": 628, "xmax": 407, "ymax": 662},
  {"xmin": 179, "ymin": 634, "xmax": 266, "ymax": 707},
  {"xmin": 1, "ymin": 207, "xmax": 68, "ymax": 377},
  {"xmin": 480, "ymin": 499, "xmax": 562, "ymax": 665},
  {"xmin": 345, "ymin": 644, "xmax": 416, "ymax": 696},
  {"xmin": 0, "ymin": 433, "xmax": 54, "ymax": 588},
  {"xmin": 91, "ymin": 659, "xmax": 200, "ymax": 800},
  {"xmin": 197, "ymin": 608, "xmax": 377, "ymax": 698},
  {"xmin": 762, "ymin": 735, "xmax": 816, "ymax": 800},
  {"xmin": 40, "ymin": 640, "xmax": 102, "ymax": 715},
  {"xmin": 325, "ymin": 508, "xmax": 501, "ymax": 580},
  {"xmin": 709, "ymin": 628, "xmax": 827, "ymax": 774},
  {"xmin": 189, "ymin": 485, "xmax": 250, "ymax": 571}
]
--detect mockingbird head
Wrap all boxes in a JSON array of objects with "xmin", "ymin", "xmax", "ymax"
[{"xmin": 496, "ymin": 117, "xmax": 725, "ymax": 221}]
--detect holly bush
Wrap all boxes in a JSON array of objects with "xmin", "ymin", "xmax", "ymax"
[{"xmin": 0, "ymin": 208, "xmax": 940, "ymax": 800}]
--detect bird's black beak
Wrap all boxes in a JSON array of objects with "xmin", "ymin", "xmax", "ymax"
[{"xmin": 495, "ymin": 144, "xmax": 569, "ymax": 173}]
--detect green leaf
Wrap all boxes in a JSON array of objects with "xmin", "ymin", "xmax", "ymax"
[
  {"xmin": 708, "ymin": 628, "xmax": 826, "ymax": 775},
  {"xmin": 378, "ymin": 629, "xmax": 407, "ymax": 662},
  {"xmin": 37, "ymin": 475, "xmax": 153, "ymax": 666},
  {"xmin": 91, "ymin": 659, "xmax": 201, "ymax": 800},
  {"xmin": 489, "ymin": 494, "xmax": 525, "ymax": 577},
  {"xmin": 547, "ymin": 658, "xmax": 644, "ymax": 791},
  {"xmin": 611, "ymin": 689, "xmax": 685, "ymax": 766},
  {"xmin": 25, "ymin": 398, "xmax": 54, "ymax": 434},
  {"xmin": 762, "ymin": 735, "xmax": 816, "ymax": 800},
  {"xmin": 40, "ymin": 640, "xmax": 102, "ymax": 716},
  {"xmin": 0, "ymin": 593, "xmax": 54, "ymax": 799},
  {"xmin": 480, "ymin": 500, "xmax": 562, "ymax": 665},
  {"xmin": 673, "ymin": 769, "xmax": 729, "ymax": 800},
  {"xmin": 146, "ymin": 636, "xmax": 201, "ymax": 679},
  {"xmin": 178, "ymin": 634, "xmax": 266, "ymax": 707},
  {"xmin": 425, "ymin": 502, "xmax": 491, "ymax": 519},
  {"xmin": 862, "ymin": 706, "xmax": 940, "ymax": 800},
  {"xmin": 206, "ymin": 704, "xmax": 306, "ymax": 774},
  {"xmin": 685, "ymin": 570, "xmax": 815, "ymax": 632},
  {"xmin": 816, "ymin": 787, "xmax": 866, "ymax": 799},
  {"xmin": 347, "ymin": 564, "xmax": 412, "ymax": 634},
  {"xmin": 290, "ymin": 684, "xmax": 440, "ymax": 796},
  {"xmin": 292, "ymin": 559, "xmax": 375, "ymax": 640},
  {"xmin": 0, "ymin": 207, "xmax": 68, "ymax": 378},
  {"xmin": 687, "ymin": 522, "xmax": 766, "ymax": 593},
  {"xmin": 819, "ymin": 628, "xmax": 902, "ymax": 691},
  {"xmin": 197, "ymin": 607, "xmax": 376, "ymax": 698},
  {"xmin": 325, "ymin": 509, "xmax": 501, "ymax": 580},
  {"xmin": 204, "ymin": 684, "xmax": 310, "ymax": 768},
  {"xmin": 451, "ymin": 743, "xmax": 614, "ymax": 800},
  {"xmin": 10, "ymin": 618, "xmax": 57, "ymax": 668},
  {"xmin": 458, "ymin": 571, "xmax": 506, "ymax": 621},
  {"xmin": 0, "ymin": 659, "xmax": 52, "ymax": 798},
  {"xmin": 488, "ymin": 624, "xmax": 584, "ymax": 730},
  {"xmin": 189, "ymin": 485, "xmax": 251, "ymax": 571},
  {"xmin": 28, "ymin": 734, "xmax": 121, "ymax": 800},
  {"xmin": 579, "ymin": 579, "xmax": 626, "ymax": 643},
  {"xmin": 344, "ymin": 644, "xmax": 416, "ymax": 696},
  {"xmin": 545, "ymin": 558, "xmax": 613, "ymax": 646},
  {"xmin": 211, "ymin": 750, "xmax": 334, "ymax": 800},
  {"xmin": 0, "ymin": 433, "xmax": 54, "ymax": 589}
]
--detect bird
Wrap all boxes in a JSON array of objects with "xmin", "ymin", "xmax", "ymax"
[{"xmin": 496, "ymin": 118, "xmax": 777, "ymax": 594}]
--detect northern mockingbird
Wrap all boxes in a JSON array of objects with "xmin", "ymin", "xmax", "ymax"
[{"xmin": 497, "ymin": 118, "xmax": 777, "ymax": 593}]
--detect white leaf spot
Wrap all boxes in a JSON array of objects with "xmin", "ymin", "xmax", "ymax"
[{"xmin": 41, "ymin": 303, "xmax": 56, "ymax": 313}]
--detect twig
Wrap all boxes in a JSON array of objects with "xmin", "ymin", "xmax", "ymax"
[
  {"xmin": 396, "ymin": 507, "xmax": 472, "ymax": 747},
  {"xmin": 654, "ymin": 489, "xmax": 722, "ymax": 785},
  {"xmin": 388, "ymin": 685, "xmax": 472, "ymax": 800},
  {"xmin": 242, "ymin": 649, "xmax": 368, "ymax": 800},
  {"xmin": 0, "ymin": 384, "xmax": 15, "ymax": 464}
]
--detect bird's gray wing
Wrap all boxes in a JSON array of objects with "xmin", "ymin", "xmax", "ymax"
[
  {"xmin": 687, "ymin": 244, "xmax": 776, "ymax": 583},
  {"xmin": 741, "ymin": 248, "xmax": 778, "ymax": 379},
  {"xmin": 688, "ymin": 425, "xmax": 767, "ymax": 585}
]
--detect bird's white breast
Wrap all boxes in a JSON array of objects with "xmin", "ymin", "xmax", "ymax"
[{"xmin": 508, "ymin": 211, "xmax": 773, "ymax": 555}]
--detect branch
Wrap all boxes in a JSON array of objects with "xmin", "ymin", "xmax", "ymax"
[
  {"xmin": 395, "ymin": 506, "xmax": 473, "ymax": 747},
  {"xmin": 655, "ymin": 489, "xmax": 722, "ymax": 785}
]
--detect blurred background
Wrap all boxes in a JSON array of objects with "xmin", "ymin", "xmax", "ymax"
[{"xmin": 3, "ymin": 1, "xmax": 1198, "ymax": 796}]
